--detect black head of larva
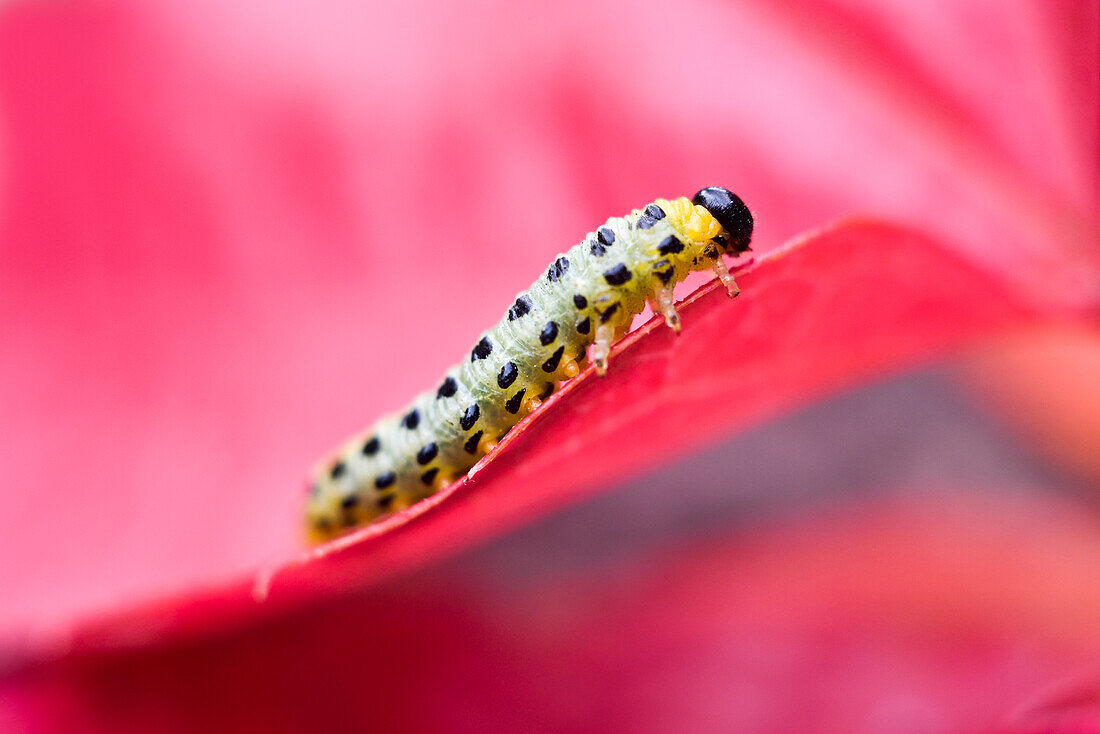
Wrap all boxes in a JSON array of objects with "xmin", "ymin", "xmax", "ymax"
[{"xmin": 692, "ymin": 186, "xmax": 753, "ymax": 254}]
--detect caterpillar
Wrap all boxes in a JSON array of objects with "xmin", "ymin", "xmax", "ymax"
[{"xmin": 305, "ymin": 186, "xmax": 753, "ymax": 542}]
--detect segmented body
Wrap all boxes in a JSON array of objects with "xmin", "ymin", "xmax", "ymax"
[{"xmin": 305, "ymin": 187, "xmax": 752, "ymax": 542}]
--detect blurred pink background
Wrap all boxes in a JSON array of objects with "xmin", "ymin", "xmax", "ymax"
[{"xmin": 0, "ymin": 0, "xmax": 1097, "ymax": 730}]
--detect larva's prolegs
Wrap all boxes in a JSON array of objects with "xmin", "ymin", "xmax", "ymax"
[
  {"xmin": 520, "ymin": 392, "xmax": 543, "ymax": 416},
  {"xmin": 653, "ymin": 284, "xmax": 681, "ymax": 333},
  {"xmin": 593, "ymin": 322, "xmax": 614, "ymax": 376},
  {"xmin": 305, "ymin": 186, "xmax": 754, "ymax": 540}
]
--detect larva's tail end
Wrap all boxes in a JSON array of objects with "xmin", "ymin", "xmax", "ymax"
[
  {"xmin": 693, "ymin": 187, "xmax": 753, "ymax": 254},
  {"xmin": 304, "ymin": 518, "xmax": 336, "ymax": 546}
]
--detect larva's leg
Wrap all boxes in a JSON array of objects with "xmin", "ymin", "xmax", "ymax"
[
  {"xmin": 712, "ymin": 256, "xmax": 740, "ymax": 298},
  {"xmin": 520, "ymin": 393, "xmax": 543, "ymax": 415},
  {"xmin": 593, "ymin": 323, "xmax": 614, "ymax": 376},
  {"xmin": 652, "ymin": 283, "xmax": 681, "ymax": 333},
  {"xmin": 478, "ymin": 432, "xmax": 498, "ymax": 456},
  {"xmin": 429, "ymin": 471, "xmax": 452, "ymax": 493}
]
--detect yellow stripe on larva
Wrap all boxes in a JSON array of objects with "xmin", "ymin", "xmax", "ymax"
[{"xmin": 655, "ymin": 197, "xmax": 724, "ymax": 242}]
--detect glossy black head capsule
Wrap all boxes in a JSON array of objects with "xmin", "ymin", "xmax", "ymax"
[{"xmin": 692, "ymin": 186, "xmax": 753, "ymax": 254}]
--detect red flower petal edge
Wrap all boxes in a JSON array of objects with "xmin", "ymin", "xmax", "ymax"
[
  {"xmin": 8, "ymin": 219, "xmax": 1043, "ymax": 660},
  {"xmin": 6, "ymin": 493, "xmax": 1100, "ymax": 733}
]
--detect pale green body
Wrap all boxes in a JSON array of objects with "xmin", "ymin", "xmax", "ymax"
[{"xmin": 306, "ymin": 195, "xmax": 734, "ymax": 539}]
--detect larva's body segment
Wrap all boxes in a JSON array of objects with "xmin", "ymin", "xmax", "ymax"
[{"xmin": 306, "ymin": 187, "xmax": 753, "ymax": 541}]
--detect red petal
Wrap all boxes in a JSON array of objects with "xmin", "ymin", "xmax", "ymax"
[
  {"xmin": 961, "ymin": 325, "xmax": 1100, "ymax": 483},
  {"xmin": 1, "ymin": 0, "xmax": 1095, "ymax": 636},
  {"xmin": 6, "ymin": 493, "xmax": 1100, "ymax": 733},
  {"xmin": 40, "ymin": 220, "xmax": 1040, "ymax": 653}
]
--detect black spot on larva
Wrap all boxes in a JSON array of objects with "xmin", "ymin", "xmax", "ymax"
[
  {"xmin": 416, "ymin": 442, "xmax": 438, "ymax": 465},
  {"xmin": 576, "ymin": 317, "xmax": 591, "ymax": 334},
  {"xmin": 704, "ymin": 244, "xmax": 720, "ymax": 259},
  {"xmin": 464, "ymin": 430, "xmax": 483, "ymax": 454},
  {"xmin": 497, "ymin": 361, "xmax": 518, "ymax": 389},
  {"xmin": 636, "ymin": 204, "xmax": 666, "ymax": 230},
  {"xmin": 374, "ymin": 472, "xmax": 396, "ymax": 490},
  {"xmin": 542, "ymin": 345, "xmax": 565, "ymax": 372},
  {"xmin": 507, "ymin": 295, "xmax": 532, "ymax": 321},
  {"xmin": 402, "ymin": 409, "xmax": 420, "ymax": 429},
  {"xmin": 504, "ymin": 387, "xmax": 526, "ymax": 414},
  {"xmin": 471, "ymin": 337, "xmax": 493, "ymax": 361},
  {"xmin": 547, "ymin": 256, "xmax": 570, "ymax": 282},
  {"xmin": 362, "ymin": 436, "xmax": 380, "ymax": 456},
  {"xmin": 420, "ymin": 467, "xmax": 439, "ymax": 485},
  {"xmin": 436, "ymin": 377, "xmax": 457, "ymax": 399},
  {"xmin": 539, "ymin": 382, "xmax": 555, "ymax": 400},
  {"xmin": 598, "ymin": 303, "xmax": 620, "ymax": 323},
  {"xmin": 653, "ymin": 258, "xmax": 674, "ymax": 284},
  {"xmin": 590, "ymin": 240, "xmax": 607, "ymax": 257},
  {"xmin": 598, "ymin": 227, "xmax": 615, "ymax": 246},
  {"xmin": 340, "ymin": 494, "xmax": 359, "ymax": 509},
  {"xmin": 377, "ymin": 494, "xmax": 395, "ymax": 509},
  {"xmin": 692, "ymin": 186, "xmax": 753, "ymax": 253},
  {"xmin": 573, "ymin": 294, "xmax": 588, "ymax": 309},
  {"xmin": 658, "ymin": 235, "xmax": 685, "ymax": 255},
  {"xmin": 604, "ymin": 263, "xmax": 632, "ymax": 286},
  {"xmin": 460, "ymin": 403, "xmax": 480, "ymax": 431},
  {"xmin": 540, "ymin": 321, "xmax": 559, "ymax": 346},
  {"xmin": 330, "ymin": 461, "xmax": 346, "ymax": 480}
]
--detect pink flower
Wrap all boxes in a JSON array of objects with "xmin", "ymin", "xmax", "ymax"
[{"xmin": 0, "ymin": 0, "xmax": 1096, "ymax": 731}]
